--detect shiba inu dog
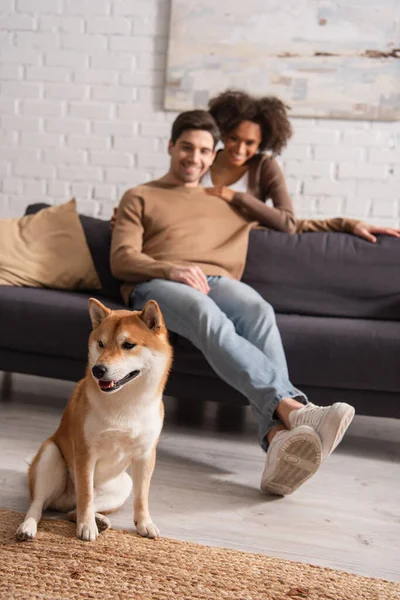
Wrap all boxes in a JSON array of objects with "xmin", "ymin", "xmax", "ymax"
[{"xmin": 16, "ymin": 298, "xmax": 172, "ymax": 542}]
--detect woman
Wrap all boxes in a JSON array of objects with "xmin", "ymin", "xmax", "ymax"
[
  {"xmin": 205, "ymin": 89, "xmax": 400, "ymax": 242},
  {"xmin": 204, "ymin": 89, "xmax": 296, "ymax": 233}
]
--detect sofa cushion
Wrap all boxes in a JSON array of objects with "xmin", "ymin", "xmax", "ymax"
[
  {"xmin": 0, "ymin": 286, "xmax": 124, "ymax": 362},
  {"xmin": 243, "ymin": 229, "xmax": 400, "ymax": 320},
  {"xmin": 2, "ymin": 284, "xmax": 399, "ymax": 394},
  {"xmin": 26, "ymin": 203, "xmax": 123, "ymax": 301},
  {"xmin": 0, "ymin": 200, "xmax": 101, "ymax": 291}
]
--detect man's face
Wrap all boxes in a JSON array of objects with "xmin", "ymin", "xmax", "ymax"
[{"xmin": 168, "ymin": 130, "xmax": 216, "ymax": 186}]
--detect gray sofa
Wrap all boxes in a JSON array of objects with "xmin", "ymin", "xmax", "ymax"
[{"xmin": 1, "ymin": 203, "xmax": 400, "ymax": 422}]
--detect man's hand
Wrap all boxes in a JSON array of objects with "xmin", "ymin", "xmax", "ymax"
[
  {"xmin": 353, "ymin": 222, "xmax": 400, "ymax": 243},
  {"xmin": 169, "ymin": 266, "xmax": 210, "ymax": 294},
  {"xmin": 204, "ymin": 186, "xmax": 235, "ymax": 203}
]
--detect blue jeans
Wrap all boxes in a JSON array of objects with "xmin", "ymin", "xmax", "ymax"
[{"xmin": 130, "ymin": 276, "xmax": 306, "ymax": 449}]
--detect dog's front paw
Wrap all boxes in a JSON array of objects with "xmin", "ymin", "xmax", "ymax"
[
  {"xmin": 135, "ymin": 518, "xmax": 159, "ymax": 539},
  {"xmin": 16, "ymin": 518, "xmax": 37, "ymax": 542},
  {"xmin": 76, "ymin": 518, "xmax": 98, "ymax": 542}
]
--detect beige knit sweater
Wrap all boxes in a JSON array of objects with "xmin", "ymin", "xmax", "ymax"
[{"xmin": 110, "ymin": 181, "xmax": 258, "ymax": 304}]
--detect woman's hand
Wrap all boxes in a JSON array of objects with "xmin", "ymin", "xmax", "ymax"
[
  {"xmin": 110, "ymin": 207, "xmax": 118, "ymax": 231},
  {"xmin": 353, "ymin": 222, "xmax": 400, "ymax": 243},
  {"xmin": 204, "ymin": 186, "xmax": 235, "ymax": 203}
]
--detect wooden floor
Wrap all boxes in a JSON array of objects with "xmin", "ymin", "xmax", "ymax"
[{"xmin": 1, "ymin": 372, "xmax": 399, "ymax": 583}]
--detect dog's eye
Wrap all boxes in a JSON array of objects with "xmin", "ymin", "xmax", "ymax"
[
  {"xmin": 122, "ymin": 341, "xmax": 136, "ymax": 350},
  {"xmin": 98, "ymin": 341, "xmax": 104, "ymax": 348}
]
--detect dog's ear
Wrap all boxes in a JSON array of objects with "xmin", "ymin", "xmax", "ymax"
[
  {"xmin": 88, "ymin": 298, "xmax": 111, "ymax": 329},
  {"xmin": 140, "ymin": 300, "xmax": 163, "ymax": 333}
]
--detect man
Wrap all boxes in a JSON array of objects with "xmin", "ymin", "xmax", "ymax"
[{"xmin": 110, "ymin": 110, "xmax": 357, "ymax": 496}]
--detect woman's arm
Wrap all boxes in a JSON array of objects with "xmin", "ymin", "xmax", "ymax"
[
  {"xmin": 296, "ymin": 217, "xmax": 400, "ymax": 242},
  {"xmin": 205, "ymin": 157, "xmax": 296, "ymax": 233},
  {"xmin": 233, "ymin": 158, "xmax": 296, "ymax": 233},
  {"xmin": 296, "ymin": 217, "xmax": 360, "ymax": 234}
]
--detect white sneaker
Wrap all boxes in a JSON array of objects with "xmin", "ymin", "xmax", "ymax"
[
  {"xmin": 260, "ymin": 425, "xmax": 322, "ymax": 496},
  {"xmin": 288, "ymin": 402, "xmax": 355, "ymax": 462}
]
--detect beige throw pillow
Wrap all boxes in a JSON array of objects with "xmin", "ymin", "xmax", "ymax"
[{"xmin": 0, "ymin": 199, "xmax": 101, "ymax": 290}]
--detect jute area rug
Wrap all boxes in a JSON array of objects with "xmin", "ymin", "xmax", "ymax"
[{"xmin": 0, "ymin": 509, "xmax": 398, "ymax": 600}]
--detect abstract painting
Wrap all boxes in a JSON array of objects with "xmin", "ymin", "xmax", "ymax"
[{"xmin": 164, "ymin": 0, "xmax": 400, "ymax": 120}]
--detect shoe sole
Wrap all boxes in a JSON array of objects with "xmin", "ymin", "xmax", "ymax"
[
  {"xmin": 261, "ymin": 429, "xmax": 322, "ymax": 496},
  {"xmin": 318, "ymin": 403, "xmax": 355, "ymax": 460}
]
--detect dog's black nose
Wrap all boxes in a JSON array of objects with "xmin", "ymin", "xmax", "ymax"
[{"xmin": 92, "ymin": 364, "xmax": 107, "ymax": 379}]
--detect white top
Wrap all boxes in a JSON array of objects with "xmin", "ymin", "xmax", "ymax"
[{"xmin": 201, "ymin": 169, "xmax": 249, "ymax": 193}]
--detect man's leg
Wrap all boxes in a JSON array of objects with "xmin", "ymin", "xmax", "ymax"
[
  {"xmin": 206, "ymin": 276, "xmax": 306, "ymax": 438},
  {"xmin": 131, "ymin": 279, "xmax": 324, "ymax": 495},
  {"xmin": 208, "ymin": 276, "xmax": 355, "ymax": 465},
  {"xmin": 207, "ymin": 276, "xmax": 291, "ymax": 377}
]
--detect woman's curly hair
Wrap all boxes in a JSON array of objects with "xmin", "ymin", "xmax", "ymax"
[{"xmin": 208, "ymin": 90, "xmax": 292, "ymax": 156}]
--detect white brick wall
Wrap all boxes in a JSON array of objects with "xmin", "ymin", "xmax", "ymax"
[{"xmin": 0, "ymin": 0, "xmax": 399, "ymax": 223}]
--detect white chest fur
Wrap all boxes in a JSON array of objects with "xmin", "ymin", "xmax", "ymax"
[{"xmin": 83, "ymin": 390, "xmax": 163, "ymax": 485}]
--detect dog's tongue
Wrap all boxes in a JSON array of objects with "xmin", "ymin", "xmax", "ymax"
[{"xmin": 99, "ymin": 380, "xmax": 115, "ymax": 390}]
